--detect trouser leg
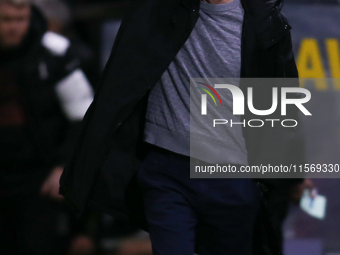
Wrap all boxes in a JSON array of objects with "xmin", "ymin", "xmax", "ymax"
[
  {"xmin": 137, "ymin": 150, "xmax": 198, "ymax": 255},
  {"xmin": 195, "ymin": 178, "xmax": 261, "ymax": 255},
  {"xmin": 137, "ymin": 147, "xmax": 261, "ymax": 255}
]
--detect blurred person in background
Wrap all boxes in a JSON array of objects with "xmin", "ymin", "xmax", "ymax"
[
  {"xmin": 31, "ymin": 0, "xmax": 98, "ymax": 85},
  {"xmin": 0, "ymin": 0, "xmax": 94, "ymax": 254}
]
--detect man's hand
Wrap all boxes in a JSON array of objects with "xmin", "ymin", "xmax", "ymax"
[{"xmin": 40, "ymin": 166, "xmax": 64, "ymax": 201}]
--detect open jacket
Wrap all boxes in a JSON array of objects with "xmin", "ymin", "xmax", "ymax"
[{"xmin": 60, "ymin": 0, "xmax": 302, "ymax": 254}]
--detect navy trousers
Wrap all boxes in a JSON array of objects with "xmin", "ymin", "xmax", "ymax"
[{"xmin": 136, "ymin": 146, "xmax": 262, "ymax": 255}]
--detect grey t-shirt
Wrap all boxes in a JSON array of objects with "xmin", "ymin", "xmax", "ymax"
[{"xmin": 144, "ymin": 0, "xmax": 248, "ymax": 165}]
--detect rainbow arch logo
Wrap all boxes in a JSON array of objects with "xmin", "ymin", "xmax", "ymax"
[{"xmin": 196, "ymin": 82, "xmax": 223, "ymax": 106}]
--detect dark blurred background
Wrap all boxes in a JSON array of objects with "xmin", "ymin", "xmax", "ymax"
[{"xmin": 1, "ymin": 0, "xmax": 340, "ymax": 254}]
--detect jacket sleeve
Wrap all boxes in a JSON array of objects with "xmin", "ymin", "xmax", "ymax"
[
  {"xmin": 51, "ymin": 52, "xmax": 94, "ymax": 167},
  {"xmin": 241, "ymin": 2, "xmax": 305, "ymax": 188}
]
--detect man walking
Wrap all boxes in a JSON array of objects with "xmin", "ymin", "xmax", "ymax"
[
  {"xmin": 137, "ymin": 0, "xmax": 261, "ymax": 254},
  {"xmin": 60, "ymin": 0, "xmax": 301, "ymax": 254}
]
